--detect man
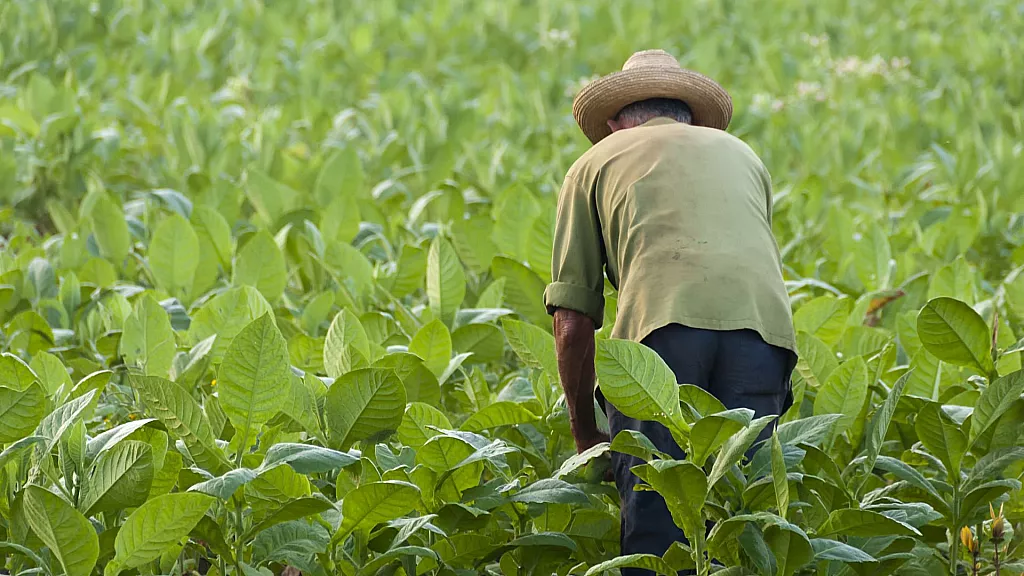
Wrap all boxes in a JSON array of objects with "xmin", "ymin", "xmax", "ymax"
[{"xmin": 544, "ymin": 50, "xmax": 798, "ymax": 573}]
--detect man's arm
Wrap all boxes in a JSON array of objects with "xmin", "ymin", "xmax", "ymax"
[{"xmin": 553, "ymin": 307, "xmax": 607, "ymax": 453}]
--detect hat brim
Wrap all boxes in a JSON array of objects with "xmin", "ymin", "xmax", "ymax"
[{"xmin": 572, "ymin": 67, "xmax": 733, "ymax": 144}]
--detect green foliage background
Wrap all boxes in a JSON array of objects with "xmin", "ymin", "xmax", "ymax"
[{"xmin": 1, "ymin": 0, "xmax": 1024, "ymax": 575}]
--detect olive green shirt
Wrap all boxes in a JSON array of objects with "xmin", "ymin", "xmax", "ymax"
[{"xmin": 544, "ymin": 117, "xmax": 796, "ymax": 352}]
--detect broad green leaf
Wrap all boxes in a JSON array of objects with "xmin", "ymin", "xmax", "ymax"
[
  {"xmin": 764, "ymin": 522, "xmax": 813, "ymax": 576},
  {"xmin": 554, "ymin": 442, "xmax": 610, "ymax": 479},
  {"xmin": 584, "ymin": 554, "xmax": 676, "ymax": 576},
  {"xmin": 772, "ymin": 432, "xmax": 789, "ymax": 519},
  {"xmin": 678, "ymin": 384, "xmax": 727, "ymax": 421},
  {"xmin": 0, "ymin": 353, "xmax": 41, "ymax": 391},
  {"xmin": 325, "ymin": 368, "xmax": 406, "ymax": 450},
  {"xmin": 595, "ymin": 339, "xmax": 688, "ymax": 437},
  {"xmin": 120, "ymin": 294, "xmax": 176, "ymax": 378},
  {"xmin": 631, "ymin": 459, "xmax": 707, "ymax": 539},
  {"xmin": 451, "ymin": 214, "xmax": 498, "ymax": 274},
  {"xmin": 218, "ymin": 314, "xmax": 290, "ymax": 456},
  {"xmin": 776, "ymin": 414, "xmax": 841, "ymax": 447},
  {"xmin": 460, "ymin": 401, "xmax": 539, "ymax": 432},
  {"xmin": 261, "ymin": 443, "xmax": 359, "ymax": 474},
  {"xmin": 80, "ymin": 440, "xmax": 154, "ymax": 515},
  {"xmin": 315, "ymin": 147, "xmax": 365, "ymax": 206},
  {"xmin": 234, "ymin": 230, "xmax": 288, "ymax": 302},
  {"xmin": 105, "ymin": 492, "xmax": 215, "ymax": 575},
  {"xmin": 917, "ymin": 297, "xmax": 994, "ymax": 375},
  {"xmin": 408, "ymin": 319, "xmax": 452, "ymax": 377},
  {"xmin": 864, "ymin": 371, "xmax": 910, "ymax": 474},
  {"xmin": 148, "ymin": 213, "xmax": 200, "ymax": 300},
  {"xmin": 959, "ymin": 479, "xmax": 1021, "ymax": 519},
  {"xmin": 188, "ymin": 467, "xmax": 258, "ymax": 500},
  {"xmin": 818, "ymin": 508, "xmax": 921, "ymax": 538},
  {"xmin": 30, "ymin": 351, "xmax": 73, "ymax": 396},
  {"xmin": 252, "ymin": 520, "xmax": 330, "ymax": 569},
  {"xmin": 809, "ymin": 538, "xmax": 876, "ymax": 563},
  {"xmin": 334, "ymin": 480, "xmax": 421, "ymax": 543},
  {"xmin": 813, "ymin": 356, "xmax": 869, "ymax": 436},
  {"xmin": 323, "ymin": 308, "xmax": 371, "ymax": 377},
  {"xmin": 24, "ymin": 486, "xmax": 98, "ymax": 576},
  {"xmin": 0, "ymin": 383, "xmax": 46, "ymax": 442},
  {"xmin": 245, "ymin": 169, "xmax": 298, "ymax": 226},
  {"xmin": 509, "ymin": 478, "xmax": 588, "ymax": 505},
  {"xmin": 188, "ymin": 286, "xmax": 273, "ymax": 364},
  {"xmin": 609, "ymin": 429, "xmax": 668, "ymax": 462},
  {"xmin": 915, "ymin": 402, "xmax": 967, "ymax": 481},
  {"xmin": 131, "ymin": 374, "xmax": 230, "ymax": 474},
  {"xmin": 398, "ymin": 402, "xmax": 452, "ymax": 448},
  {"xmin": 793, "ymin": 296, "xmax": 851, "ymax": 345},
  {"xmin": 490, "ymin": 256, "xmax": 549, "ymax": 328},
  {"xmin": 374, "ymin": 352, "xmax": 441, "ymax": 405},
  {"xmin": 689, "ymin": 409, "xmax": 752, "ymax": 466},
  {"xmin": 707, "ymin": 415, "xmax": 775, "ymax": 489},
  {"xmin": 426, "ymin": 236, "xmax": 466, "ymax": 323},
  {"xmin": 502, "ymin": 317, "xmax": 559, "ymax": 382},
  {"xmin": 969, "ymin": 370, "xmax": 1024, "ymax": 447},
  {"xmin": 89, "ymin": 192, "xmax": 130, "ymax": 264},
  {"xmin": 35, "ymin": 389, "xmax": 97, "ymax": 454},
  {"xmin": 451, "ymin": 323, "xmax": 505, "ymax": 364}
]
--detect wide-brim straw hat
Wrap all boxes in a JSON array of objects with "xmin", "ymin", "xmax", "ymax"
[{"xmin": 572, "ymin": 49, "xmax": 733, "ymax": 144}]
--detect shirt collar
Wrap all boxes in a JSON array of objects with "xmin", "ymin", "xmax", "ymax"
[{"xmin": 639, "ymin": 117, "xmax": 681, "ymax": 128}]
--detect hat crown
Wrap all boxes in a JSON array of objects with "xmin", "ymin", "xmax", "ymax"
[{"xmin": 622, "ymin": 49, "xmax": 680, "ymax": 71}]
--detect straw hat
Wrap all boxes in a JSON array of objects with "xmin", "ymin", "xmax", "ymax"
[{"xmin": 572, "ymin": 49, "xmax": 733, "ymax": 144}]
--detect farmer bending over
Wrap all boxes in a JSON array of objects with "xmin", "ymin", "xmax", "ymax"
[{"xmin": 545, "ymin": 50, "xmax": 798, "ymax": 575}]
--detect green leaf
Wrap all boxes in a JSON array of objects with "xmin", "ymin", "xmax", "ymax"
[
  {"xmin": 89, "ymin": 192, "xmax": 130, "ymax": 264},
  {"xmin": 397, "ymin": 402, "xmax": 452, "ymax": 448},
  {"xmin": 325, "ymin": 368, "xmax": 406, "ymax": 450},
  {"xmin": 502, "ymin": 317, "xmax": 559, "ymax": 382},
  {"xmin": 793, "ymin": 296, "xmax": 851, "ymax": 345},
  {"xmin": 864, "ymin": 371, "xmax": 910, "ymax": 474},
  {"xmin": 776, "ymin": 414, "xmax": 841, "ymax": 447},
  {"xmin": 707, "ymin": 415, "xmax": 775, "ymax": 489},
  {"xmin": 427, "ymin": 236, "xmax": 466, "ymax": 324},
  {"xmin": 131, "ymin": 374, "xmax": 230, "ymax": 474},
  {"xmin": 631, "ymin": 459, "xmax": 707, "ymax": 539},
  {"xmin": 764, "ymin": 522, "xmax": 813, "ymax": 576},
  {"xmin": 188, "ymin": 467, "xmax": 258, "ymax": 500},
  {"xmin": 374, "ymin": 352, "xmax": 441, "ymax": 405},
  {"xmin": 595, "ymin": 339, "xmax": 688, "ymax": 437},
  {"xmin": 23, "ymin": 485, "xmax": 99, "ymax": 576},
  {"xmin": 188, "ymin": 286, "xmax": 273, "ymax": 364},
  {"xmin": 679, "ymin": 385, "xmax": 727, "ymax": 421},
  {"xmin": 244, "ymin": 169, "xmax": 298, "ymax": 227},
  {"xmin": 35, "ymin": 390, "xmax": 97, "ymax": 454},
  {"xmin": 509, "ymin": 478, "xmax": 589, "ymax": 505},
  {"xmin": 813, "ymin": 356, "xmax": 869, "ymax": 437},
  {"xmin": 772, "ymin": 432, "xmax": 789, "ymax": 520},
  {"xmin": 408, "ymin": 319, "xmax": 452, "ymax": 377},
  {"xmin": 809, "ymin": 538, "xmax": 876, "ymax": 563},
  {"xmin": 460, "ymin": 401, "xmax": 539, "ymax": 432},
  {"xmin": 315, "ymin": 147, "xmax": 365, "ymax": 206},
  {"xmin": 0, "ymin": 383, "xmax": 46, "ymax": 443},
  {"xmin": 609, "ymin": 429, "xmax": 668, "ymax": 462},
  {"xmin": 917, "ymin": 297, "xmax": 994, "ymax": 375},
  {"xmin": 689, "ymin": 409, "xmax": 752, "ymax": 467},
  {"xmin": 30, "ymin": 351, "xmax": 73, "ymax": 396},
  {"xmin": 915, "ymin": 402, "xmax": 967, "ymax": 481},
  {"xmin": 233, "ymin": 230, "xmax": 288, "ymax": 302},
  {"xmin": 252, "ymin": 520, "xmax": 330, "ymax": 569},
  {"xmin": 0, "ymin": 352, "xmax": 41, "ymax": 392},
  {"xmin": 323, "ymin": 308, "xmax": 371, "ymax": 378},
  {"xmin": 584, "ymin": 554, "xmax": 676, "ymax": 576},
  {"xmin": 80, "ymin": 440, "xmax": 154, "ymax": 515},
  {"xmin": 969, "ymin": 370, "xmax": 1024, "ymax": 447},
  {"xmin": 106, "ymin": 492, "xmax": 215, "ymax": 575},
  {"xmin": 490, "ymin": 256, "xmax": 549, "ymax": 327},
  {"xmin": 218, "ymin": 313, "xmax": 290, "ymax": 455},
  {"xmin": 245, "ymin": 495, "xmax": 335, "ymax": 540},
  {"xmin": 818, "ymin": 508, "xmax": 921, "ymax": 538},
  {"xmin": 334, "ymin": 480, "xmax": 421, "ymax": 544},
  {"xmin": 120, "ymin": 294, "xmax": 176, "ymax": 378},
  {"xmin": 261, "ymin": 443, "xmax": 359, "ymax": 474},
  {"xmin": 554, "ymin": 442, "xmax": 610, "ymax": 479},
  {"xmin": 148, "ymin": 213, "xmax": 200, "ymax": 300}
]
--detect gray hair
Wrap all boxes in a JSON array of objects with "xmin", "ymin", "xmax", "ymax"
[{"xmin": 614, "ymin": 98, "xmax": 693, "ymax": 125}]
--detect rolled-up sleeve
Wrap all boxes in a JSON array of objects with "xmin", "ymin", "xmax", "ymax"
[{"xmin": 543, "ymin": 174, "xmax": 605, "ymax": 327}]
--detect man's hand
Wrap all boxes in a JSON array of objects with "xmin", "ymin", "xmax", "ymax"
[{"xmin": 553, "ymin": 308, "xmax": 606, "ymax": 454}]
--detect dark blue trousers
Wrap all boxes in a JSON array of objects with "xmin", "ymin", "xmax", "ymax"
[{"xmin": 603, "ymin": 325, "xmax": 795, "ymax": 576}]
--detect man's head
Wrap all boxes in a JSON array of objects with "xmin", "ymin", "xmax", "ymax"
[{"xmin": 606, "ymin": 98, "xmax": 693, "ymax": 133}]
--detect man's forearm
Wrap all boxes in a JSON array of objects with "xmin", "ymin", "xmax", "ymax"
[{"xmin": 553, "ymin": 308, "xmax": 604, "ymax": 451}]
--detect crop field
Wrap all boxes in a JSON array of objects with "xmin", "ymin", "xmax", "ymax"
[{"xmin": 1, "ymin": 0, "xmax": 1024, "ymax": 574}]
